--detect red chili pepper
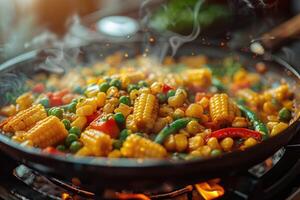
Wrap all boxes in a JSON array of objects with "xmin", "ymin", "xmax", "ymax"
[
  {"xmin": 32, "ymin": 83, "xmax": 45, "ymax": 93},
  {"xmin": 162, "ymin": 84, "xmax": 173, "ymax": 93},
  {"xmin": 206, "ymin": 128, "xmax": 262, "ymax": 142},
  {"xmin": 86, "ymin": 111, "xmax": 101, "ymax": 124},
  {"xmin": 89, "ymin": 117, "xmax": 120, "ymax": 138},
  {"xmin": 42, "ymin": 147, "xmax": 64, "ymax": 155}
]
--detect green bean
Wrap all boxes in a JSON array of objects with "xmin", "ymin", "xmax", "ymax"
[
  {"xmin": 154, "ymin": 118, "xmax": 192, "ymax": 144},
  {"xmin": 237, "ymin": 103, "xmax": 269, "ymax": 140}
]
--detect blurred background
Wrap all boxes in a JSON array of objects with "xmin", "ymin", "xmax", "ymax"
[{"xmin": 0, "ymin": 0, "xmax": 300, "ymax": 67}]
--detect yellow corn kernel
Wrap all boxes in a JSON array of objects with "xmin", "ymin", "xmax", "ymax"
[
  {"xmin": 263, "ymin": 102, "xmax": 277, "ymax": 114},
  {"xmin": 173, "ymin": 108, "xmax": 185, "ymax": 119},
  {"xmin": 3, "ymin": 104, "xmax": 47, "ymax": 133},
  {"xmin": 108, "ymin": 149, "xmax": 122, "ymax": 158},
  {"xmin": 154, "ymin": 117, "xmax": 169, "ymax": 134},
  {"xmin": 220, "ymin": 137, "xmax": 234, "ymax": 152},
  {"xmin": 243, "ymin": 138, "xmax": 258, "ymax": 148},
  {"xmin": 121, "ymin": 72, "xmax": 145, "ymax": 87},
  {"xmin": 188, "ymin": 135, "xmax": 204, "ymax": 151},
  {"xmin": 198, "ymin": 97, "xmax": 209, "ymax": 108},
  {"xmin": 209, "ymin": 93, "xmax": 235, "ymax": 125},
  {"xmin": 207, "ymin": 137, "xmax": 221, "ymax": 150},
  {"xmin": 126, "ymin": 115, "xmax": 138, "ymax": 132},
  {"xmin": 197, "ymin": 145, "xmax": 212, "ymax": 157},
  {"xmin": 267, "ymin": 115, "xmax": 279, "ymax": 122},
  {"xmin": 71, "ymin": 116, "xmax": 87, "ymax": 130},
  {"xmin": 168, "ymin": 91, "xmax": 186, "ymax": 108},
  {"xmin": 186, "ymin": 120, "xmax": 204, "ymax": 135},
  {"xmin": 271, "ymin": 122, "xmax": 288, "ymax": 137},
  {"xmin": 159, "ymin": 105, "xmax": 173, "ymax": 117},
  {"xmin": 79, "ymin": 129, "xmax": 112, "ymax": 156},
  {"xmin": 106, "ymin": 86, "xmax": 119, "ymax": 98},
  {"xmin": 237, "ymin": 89, "xmax": 261, "ymax": 107},
  {"xmin": 183, "ymin": 68, "xmax": 212, "ymax": 88},
  {"xmin": 233, "ymin": 69, "xmax": 247, "ymax": 83},
  {"xmin": 12, "ymin": 131, "xmax": 27, "ymax": 142},
  {"xmin": 282, "ymin": 100, "xmax": 293, "ymax": 110},
  {"xmin": 150, "ymin": 82, "xmax": 163, "ymax": 94},
  {"xmin": 267, "ymin": 121, "xmax": 278, "ymax": 130},
  {"xmin": 129, "ymin": 89, "xmax": 139, "ymax": 101},
  {"xmin": 86, "ymin": 77, "xmax": 98, "ymax": 85},
  {"xmin": 76, "ymin": 98, "xmax": 97, "ymax": 111},
  {"xmin": 174, "ymin": 133, "xmax": 188, "ymax": 152},
  {"xmin": 185, "ymin": 103, "xmax": 203, "ymax": 118},
  {"xmin": 23, "ymin": 116, "xmax": 68, "ymax": 148},
  {"xmin": 197, "ymin": 129, "xmax": 212, "ymax": 139},
  {"xmin": 133, "ymin": 93, "xmax": 158, "ymax": 130},
  {"xmin": 121, "ymin": 134, "xmax": 167, "ymax": 158},
  {"xmin": 164, "ymin": 135, "xmax": 176, "ymax": 151},
  {"xmin": 103, "ymin": 103, "xmax": 115, "ymax": 114},
  {"xmin": 232, "ymin": 117, "xmax": 248, "ymax": 128},
  {"xmin": 107, "ymin": 97, "xmax": 119, "ymax": 107},
  {"xmin": 114, "ymin": 103, "xmax": 133, "ymax": 117},
  {"xmin": 16, "ymin": 92, "xmax": 34, "ymax": 111},
  {"xmin": 96, "ymin": 92, "xmax": 106, "ymax": 107},
  {"xmin": 76, "ymin": 105, "xmax": 94, "ymax": 116},
  {"xmin": 199, "ymin": 114, "xmax": 209, "ymax": 123},
  {"xmin": 264, "ymin": 84, "xmax": 290, "ymax": 101},
  {"xmin": 0, "ymin": 104, "xmax": 17, "ymax": 116}
]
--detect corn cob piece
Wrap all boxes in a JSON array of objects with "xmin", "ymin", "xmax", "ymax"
[
  {"xmin": 23, "ymin": 116, "xmax": 68, "ymax": 148},
  {"xmin": 183, "ymin": 68, "xmax": 212, "ymax": 88},
  {"xmin": 3, "ymin": 104, "xmax": 47, "ymax": 133},
  {"xmin": 209, "ymin": 93, "xmax": 235, "ymax": 125},
  {"xmin": 133, "ymin": 93, "xmax": 158, "ymax": 130},
  {"xmin": 121, "ymin": 134, "xmax": 167, "ymax": 158},
  {"xmin": 16, "ymin": 92, "xmax": 34, "ymax": 111},
  {"xmin": 120, "ymin": 72, "xmax": 146, "ymax": 88},
  {"xmin": 78, "ymin": 129, "xmax": 112, "ymax": 156}
]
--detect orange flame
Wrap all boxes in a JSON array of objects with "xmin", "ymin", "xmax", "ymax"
[
  {"xmin": 195, "ymin": 179, "xmax": 225, "ymax": 200},
  {"xmin": 61, "ymin": 192, "xmax": 72, "ymax": 200},
  {"xmin": 116, "ymin": 193, "xmax": 151, "ymax": 200}
]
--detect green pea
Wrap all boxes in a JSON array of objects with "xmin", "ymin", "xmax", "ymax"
[
  {"xmin": 109, "ymin": 79, "xmax": 122, "ymax": 89},
  {"xmin": 65, "ymin": 134, "xmax": 78, "ymax": 147},
  {"xmin": 138, "ymin": 80, "xmax": 148, "ymax": 88},
  {"xmin": 279, "ymin": 107, "xmax": 292, "ymax": 122},
  {"xmin": 114, "ymin": 112, "xmax": 125, "ymax": 126},
  {"xmin": 56, "ymin": 145, "xmax": 66, "ymax": 152},
  {"xmin": 211, "ymin": 149, "xmax": 222, "ymax": 157},
  {"xmin": 50, "ymin": 107, "xmax": 63, "ymax": 119},
  {"xmin": 167, "ymin": 90, "xmax": 176, "ymax": 98},
  {"xmin": 127, "ymin": 84, "xmax": 139, "ymax": 93},
  {"xmin": 69, "ymin": 126, "xmax": 81, "ymax": 137},
  {"xmin": 119, "ymin": 96, "xmax": 131, "ymax": 106},
  {"xmin": 73, "ymin": 85, "xmax": 83, "ymax": 94},
  {"xmin": 69, "ymin": 141, "xmax": 83, "ymax": 153},
  {"xmin": 67, "ymin": 102, "xmax": 77, "ymax": 113},
  {"xmin": 157, "ymin": 93, "xmax": 167, "ymax": 103},
  {"xmin": 99, "ymin": 82, "xmax": 110, "ymax": 92},
  {"xmin": 62, "ymin": 119, "xmax": 71, "ymax": 130},
  {"xmin": 39, "ymin": 98, "xmax": 50, "ymax": 108}
]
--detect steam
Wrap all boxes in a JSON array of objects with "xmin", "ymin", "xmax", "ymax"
[{"xmin": 141, "ymin": 0, "xmax": 204, "ymax": 61}]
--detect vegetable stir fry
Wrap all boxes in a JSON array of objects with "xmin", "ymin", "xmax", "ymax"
[{"xmin": 0, "ymin": 53, "xmax": 296, "ymax": 160}]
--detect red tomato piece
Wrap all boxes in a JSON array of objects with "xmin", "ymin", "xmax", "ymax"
[
  {"xmin": 89, "ymin": 117, "xmax": 120, "ymax": 138},
  {"xmin": 53, "ymin": 89, "xmax": 70, "ymax": 98},
  {"xmin": 43, "ymin": 147, "xmax": 63, "ymax": 155},
  {"xmin": 50, "ymin": 96, "xmax": 63, "ymax": 107},
  {"xmin": 86, "ymin": 111, "xmax": 101, "ymax": 124},
  {"xmin": 32, "ymin": 83, "xmax": 45, "ymax": 93},
  {"xmin": 162, "ymin": 84, "xmax": 173, "ymax": 93}
]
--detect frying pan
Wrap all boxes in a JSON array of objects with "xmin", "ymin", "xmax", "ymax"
[{"xmin": 0, "ymin": 42, "xmax": 299, "ymax": 193}]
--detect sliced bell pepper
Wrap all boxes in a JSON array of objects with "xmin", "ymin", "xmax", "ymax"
[
  {"xmin": 206, "ymin": 128, "xmax": 262, "ymax": 142},
  {"xmin": 89, "ymin": 116, "xmax": 120, "ymax": 138},
  {"xmin": 86, "ymin": 111, "xmax": 101, "ymax": 124}
]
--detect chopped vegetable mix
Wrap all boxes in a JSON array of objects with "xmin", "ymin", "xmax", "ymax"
[{"xmin": 0, "ymin": 53, "xmax": 296, "ymax": 159}]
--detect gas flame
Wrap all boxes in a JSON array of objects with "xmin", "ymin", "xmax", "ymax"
[
  {"xmin": 116, "ymin": 193, "xmax": 151, "ymax": 200},
  {"xmin": 195, "ymin": 179, "xmax": 225, "ymax": 200}
]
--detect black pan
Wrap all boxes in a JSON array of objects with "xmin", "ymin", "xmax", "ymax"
[{"xmin": 0, "ymin": 42, "xmax": 300, "ymax": 193}]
